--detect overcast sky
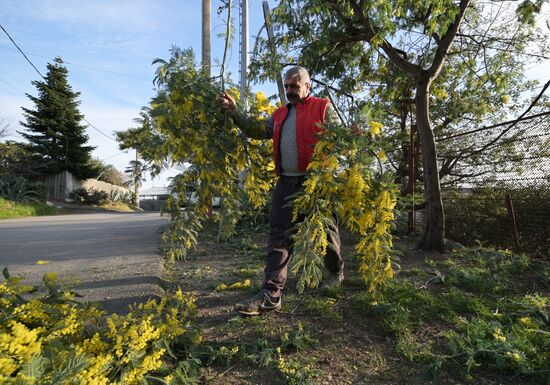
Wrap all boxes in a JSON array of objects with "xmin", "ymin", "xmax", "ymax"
[
  {"xmin": 1, "ymin": 0, "xmax": 274, "ymax": 189},
  {"xmin": 1, "ymin": 1, "xmax": 548, "ymax": 190}
]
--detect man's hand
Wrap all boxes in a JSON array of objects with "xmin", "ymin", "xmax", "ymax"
[{"xmin": 218, "ymin": 92, "xmax": 237, "ymax": 115}]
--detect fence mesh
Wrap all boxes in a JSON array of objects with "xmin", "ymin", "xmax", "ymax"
[
  {"xmin": 441, "ymin": 112, "xmax": 550, "ymax": 257},
  {"xmin": 327, "ymin": 82, "xmax": 549, "ymax": 257}
]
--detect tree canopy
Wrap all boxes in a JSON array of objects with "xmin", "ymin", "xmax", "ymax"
[
  {"xmin": 87, "ymin": 158, "xmax": 126, "ymax": 186},
  {"xmin": 250, "ymin": 0, "xmax": 549, "ymax": 250},
  {"xmin": 0, "ymin": 141, "xmax": 41, "ymax": 180},
  {"xmin": 19, "ymin": 57, "xmax": 97, "ymax": 180}
]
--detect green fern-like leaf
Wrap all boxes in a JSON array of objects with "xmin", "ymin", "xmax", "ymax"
[
  {"xmin": 20, "ymin": 354, "xmax": 47, "ymax": 380},
  {"xmin": 50, "ymin": 352, "xmax": 89, "ymax": 385}
]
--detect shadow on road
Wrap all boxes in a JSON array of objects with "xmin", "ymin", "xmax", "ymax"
[{"xmin": 74, "ymin": 275, "xmax": 170, "ymax": 315}]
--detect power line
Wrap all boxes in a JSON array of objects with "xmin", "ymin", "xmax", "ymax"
[
  {"xmin": 62, "ymin": 60, "xmax": 151, "ymax": 81},
  {"xmin": 0, "ymin": 24, "xmax": 44, "ymax": 80},
  {"xmin": 0, "ymin": 76, "xmax": 24, "ymax": 94},
  {"xmin": 0, "ymin": 45, "xmax": 152, "ymax": 82},
  {"xmin": 1, "ymin": 39, "xmax": 225, "ymax": 82},
  {"xmin": 85, "ymin": 119, "xmax": 117, "ymax": 142},
  {"xmin": 101, "ymin": 150, "xmax": 128, "ymax": 162},
  {"xmin": 0, "ymin": 23, "xmax": 118, "ymax": 143}
]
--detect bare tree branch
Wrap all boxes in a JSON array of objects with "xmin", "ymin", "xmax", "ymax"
[{"xmin": 428, "ymin": 0, "xmax": 472, "ymax": 78}]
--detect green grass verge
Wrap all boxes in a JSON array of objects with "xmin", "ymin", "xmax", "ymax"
[
  {"xmin": 0, "ymin": 196, "xmax": 61, "ymax": 219},
  {"xmin": 174, "ymin": 219, "xmax": 550, "ymax": 384},
  {"xmin": 95, "ymin": 201, "xmax": 136, "ymax": 212},
  {"xmin": 349, "ymin": 247, "xmax": 550, "ymax": 382}
]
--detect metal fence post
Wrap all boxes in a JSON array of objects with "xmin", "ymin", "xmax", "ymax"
[
  {"xmin": 505, "ymin": 192, "xmax": 521, "ymax": 252},
  {"xmin": 408, "ymin": 124, "xmax": 417, "ymax": 233}
]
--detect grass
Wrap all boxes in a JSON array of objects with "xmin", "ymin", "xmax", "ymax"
[
  {"xmin": 95, "ymin": 201, "xmax": 135, "ymax": 212},
  {"xmin": 0, "ymin": 197, "xmax": 135, "ymax": 219},
  {"xmin": 347, "ymin": 247, "xmax": 550, "ymax": 383},
  {"xmin": 166, "ymin": 220, "xmax": 550, "ymax": 384},
  {"xmin": 0, "ymin": 196, "xmax": 61, "ymax": 219}
]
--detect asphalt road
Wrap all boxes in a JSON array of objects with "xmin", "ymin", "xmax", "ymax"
[{"xmin": 0, "ymin": 212, "xmax": 170, "ymax": 313}]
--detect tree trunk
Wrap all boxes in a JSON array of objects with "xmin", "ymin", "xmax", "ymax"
[{"xmin": 414, "ymin": 74, "xmax": 445, "ymax": 251}]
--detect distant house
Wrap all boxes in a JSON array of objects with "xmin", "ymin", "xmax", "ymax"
[
  {"xmin": 139, "ymin": 186, "xmax": 171, "ymax": 211},
  {"xmin": 139, "ymin": 186, "xmax": 221, "ymax": 211}
]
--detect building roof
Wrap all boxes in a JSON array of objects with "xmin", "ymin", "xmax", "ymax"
[{"xmin": 139, "ymin": 186, "xmax": 171, "ymax": 197}]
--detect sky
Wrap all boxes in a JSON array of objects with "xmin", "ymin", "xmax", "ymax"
[
  {"xmin": 0, "ymin": 0, "xmax": 275, "ymax": 189},
  {"xmin": 1, "ymin": 1, "xmax": 549, "ymax": 190}
]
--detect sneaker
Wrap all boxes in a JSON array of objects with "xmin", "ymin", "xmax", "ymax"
[
  {"xmin": 322, "ymin": 271, "xmax": 344, "ymax": 289},
  {"xmin": 235, "ymin": 291, "xmax": 281, "ymax": 316}
]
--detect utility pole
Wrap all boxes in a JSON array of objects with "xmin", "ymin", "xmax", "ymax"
[
  {"xmin": 202, "ymin": 0, "xmax": 211, "ymax": 76},
  {"xmin": 262, "ymin": 1, "xmax": 286, "ymax": 105},
  {"xmin": 240, "ymin": 0, "xmax": 249, "ymax": 105},
  {"xmin": 203, "ymin": 0, "xmax": 213, "ymax": 218},
  {"xmin": 134, "ymin": 150, "xmax": 140, "ymax": 209}
]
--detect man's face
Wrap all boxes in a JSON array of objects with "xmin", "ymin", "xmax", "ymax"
[{"xmin": 284, "ymin": 74, "xmax": 311, "ymax": 104}]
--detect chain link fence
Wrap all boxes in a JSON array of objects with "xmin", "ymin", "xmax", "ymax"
[
  {"xmin": 326, "ymin": 78, "xmax": 550, "ymax": 258},
  {"xmin": 443, "ymin": 112, "xmax": 550, "ymax": 258},
  {"xmin": 441, "ymin": 111, "xmax": 549, "ymax": 257}
]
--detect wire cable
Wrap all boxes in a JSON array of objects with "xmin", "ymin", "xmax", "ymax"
[
  {"xmin": 0, "ymin": 76, "xmax": 25, "ymax": 94},
  {"xmin": 101, "ymin": 150, "xmax": 128, "ymax": 161},
  {"xmin": 1, "ymin": 23, "xmax": 118, "ymax": 143},
  {"xmin": 0, "ymin": 24, "xmax": 44, "ymax": 80},
  {"xmin": 0, "ymin": 45, "xmax": 151, "ymax": 82}
]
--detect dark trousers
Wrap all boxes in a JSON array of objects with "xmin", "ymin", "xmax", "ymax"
[{"xmin": 263, "ymin": 175, "xmax": 343, "ymax": 297}]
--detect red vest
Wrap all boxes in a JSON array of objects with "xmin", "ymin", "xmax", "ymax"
[{"xmin": 272, "ymin": 96, "xmax": 330, "ymax": 175}]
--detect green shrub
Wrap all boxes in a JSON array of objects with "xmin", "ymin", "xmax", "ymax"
[
  {"xmin": 0, "ymin": 176, "xmax": 45, "ymax": 202},
  {"xmin": 70, "ymin": 188, "xmax": 109, "ymax": 205},
  {"xmin": 0, "ymin": 269, "xmax": 202, "ymax": 384},
  {"xmin": 350, "ymin": 248, "xmax": 549, "ymax": 382},
  {"xmin": 108, "ymin": 189, "xmax": 133, "ymax": 204},
  {"xmin": 443, "ymin": 312, "xmax": 550, "ymax": 382},
  {"xmin": 445, "ymin": 247, "xmax": 530, "ymax": 294}
]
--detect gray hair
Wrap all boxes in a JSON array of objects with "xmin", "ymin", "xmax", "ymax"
[{"xmin": 284, "ymin": 66, "xmax": 311, "ymax": 83}]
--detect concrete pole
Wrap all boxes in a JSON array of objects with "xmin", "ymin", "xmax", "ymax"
[
  {"xmin": 202, "ymin": 0, "xmax": 211, "ymax": 77},
  {"xmin": 135, "ymin": 149, "xmax": 140, "ymax": 209},
  {"xmin": 240, "ymin": 0, "xmax": 249, "ymax": 105},
  {"xmin": 203, "ymin": 0, "xmax": 212, "ymax": 218}
]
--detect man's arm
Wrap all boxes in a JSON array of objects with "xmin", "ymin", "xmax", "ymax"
[
  {"xmin": 219, "ymin": 92, "xmax": 272, "ymax": 140},
  {"xmin": 232, "ymin": 111, "xmax": 273, "ymax": 140}
]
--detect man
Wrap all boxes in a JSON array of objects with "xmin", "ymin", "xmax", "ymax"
[{"xmin": 219, "ymin": 66, "xmax": 344, "ymax": 316}]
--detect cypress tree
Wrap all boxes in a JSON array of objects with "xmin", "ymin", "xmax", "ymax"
[{"xmin": 19, "ymin": 57, "xmax": 97, "ymax": 179}]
